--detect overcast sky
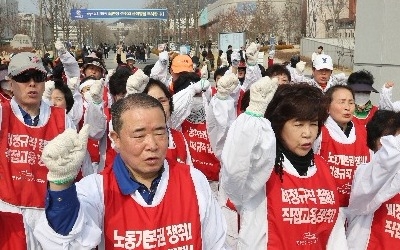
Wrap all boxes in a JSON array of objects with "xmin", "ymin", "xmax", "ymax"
[{"xmin": 19, "ymin": 0, "xmax": 148, "ymax": 14}]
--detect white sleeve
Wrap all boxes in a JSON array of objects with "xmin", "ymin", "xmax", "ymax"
[
  {"xmin": 68, "ymin": 90, "xmax": 84, "ymax": 128},
  {"xmin": 33, "ymin": 175, "xmax": 104, "ymax": 249},
  {"xmin": 241, "ymin": 65, "xmax": 262, "ymax": 92},
  {"xmin": 329, "ymin": 73, "xmax": 347, "ymax": 86},
  {"xmin": 190, "ymin": 167, "xmax": 228, "ymax": 249},
  {"xmin": 347, "ymin": 135, "xmax": 400, "ymax": 216},
  {"xmin": 65, "ymin": 111, "xmax": 76, "ymax": 130},
  {"xmin": 220, "ymin": 113, "xmax": 276, "ymax": 210},
  {"xmin": 150, "ymin": 61, "xmax": 169, "ymax": 86},
  {"xmin": 286, "ymin": 65, "xmax": 310, "ymax": 84},
  {"xmin": 378, "ymin": 85, "xmax": 400, "ymax": 112},
  {"xmin": 59, "ymin": 51, "xmax": 80, "ymax": 79},
  {"xmin": 206, "ymin": 95, "xmax": 236, "ymax": 161},
  {"xmin": 84, "ymin": 102, "xmax": 107, "ymax": 140},
  {"xmin": 169, "ymin": 86, "xmax": 196, "ymax": 130}
]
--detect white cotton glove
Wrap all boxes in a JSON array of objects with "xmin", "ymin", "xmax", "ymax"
[
  {"xmin": 159, "ymin": 51, "xmax": 169, "ymax": 66},
  {"xmin": 246, "ymin": 42, "xmax": 259, "ymax": 66},
  {"xmin": 200, "ymin": 65, "xmax": 208, "ymax": 79},
  {"xmin": 193, "ymin": 79, "xmax": 210, "ymax": 94},
  {"xmin": 43, "ymin": 80, "xmax": 55, "ymax": 100},
  {"xmin": 126, "ymin": 69, "xmax": 149, "ymax": 95},
  {"xmin": 105, "ymin": 69, "xmax": 115, "ymax": 84},
  {"xmin": 42, "ymin": 124, "xmax": 90, "ymax": 184},
  {"xmin": 221, "ymin": 53, "xmax": 228, "ymax": 67},
  {"xmin": 295, "ymin": 61, "xmax": 306, "ymax": 74},
  {"xmin": 90, "ymin": 79, "xmax": 104, "ymax": 104},
  {"xmin": 55, "ymin": 38, "xmax": 67, "ymax": 55},
  {"xmin": 216, "ymin": 73, "xmax": 239, "ymax": 100},
  {"xmin": 231, "ymin": 51, "xmax": 241, "ymax": 67},
  {"xmin": 246, "ymin": 76, "xmax": 279, "ymax": 116},
  {"xmin": 151, "ymin": 52, "xmax": 169, "ymax": 85},
  {"xmin": 67, "ymin": 77, "xmax": 79, "ymax": 93},
  {"xmin": 268, "ymin": 50, "xmax": 275, "ymax": 58}
]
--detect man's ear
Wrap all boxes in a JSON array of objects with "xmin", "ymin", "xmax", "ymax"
[{"xmin": 109, "ymin": 130, "xmax": 120, "ymax": 150}]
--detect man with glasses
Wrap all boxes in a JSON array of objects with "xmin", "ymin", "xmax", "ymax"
[{"xmin": 0, "ymin": 52, "xmax": 75, "ymax": 249}]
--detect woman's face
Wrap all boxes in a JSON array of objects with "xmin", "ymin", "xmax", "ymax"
[
  {"xmin": 50, "ymin": 88, "xmax": 67, "ymax": 110},
  {"xmin": 281, "ymin": 119, "xmax": 319, "ymax": 156},
  {"xmin": 328, "ymin": 88, "xmax": 355, "ymax": 127},
  {"xmin": 146, "ymin": 85, "xmax": 171, "ymax": 121}
]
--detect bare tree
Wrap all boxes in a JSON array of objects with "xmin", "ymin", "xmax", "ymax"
[
  {"xmin": 316, "ymin": 0, "xmax": 348, "ymax": 38},
  {"xmin": 280, "ymin": 0, "xmax": 302, "ymax": 44},
  {"xmin": 249, "ymin": 0, "xmax": 279, "ymax": 41}
]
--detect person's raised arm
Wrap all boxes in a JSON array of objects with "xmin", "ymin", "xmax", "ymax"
[{"xmin": 221, "ymin": 76, "xmax": 278, "ymax": 211}]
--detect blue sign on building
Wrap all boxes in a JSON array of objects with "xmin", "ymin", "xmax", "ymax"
[{"xmin": 71, "ymin": 9, "xmax": 168, "ymax": 20}]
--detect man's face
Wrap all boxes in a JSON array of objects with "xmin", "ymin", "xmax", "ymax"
[
  {"xmin": 312, "ymin": 68, "xmax": 332, "ymax": 86},
  {"xmin": 127, "ymin": 59, "xmax": 135, "ymax": 68},
  {"xmin": 50, "ymin": 88, "xmax": 67, "ymax": 110},
  {"xmin": 10, "ymin": 70, "xmax": 46, "ymax": 111},
  {"xmin": 84, "ymin": 65, "xmax": 102, "ymax": 79},
  {"xmin": 238, "ymin": 68, "xmax": 246, "ymax": 79},
  {"xmin": 110, "ymin": 107, "xmax": 168, "ymax": 181}
]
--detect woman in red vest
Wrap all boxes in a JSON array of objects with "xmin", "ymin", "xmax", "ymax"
[
  {"xmin": 347, "ymin": 110, "xmax": 400, "ymax": 249},
  {"xmin": 313, "ymin": 85, "xmax": 372, "ymax": 231},
  {"xmin": 220, "ymin": 81, "xmax": 346, "ymax": 249}
]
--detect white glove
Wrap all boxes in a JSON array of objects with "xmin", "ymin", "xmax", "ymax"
[
  {"xmin": 42, "ymin": 124, "xmax": 90, "ymax": 184},
  {"xmin": 55, "ymin": 38, "xmax": 67, "ymax": 55},
  {"xmin": 268, "ymin": 50, "xmax": 275, "ymax": 58},
  {"xmin": 200, "ymin": 65, "xmax": 208, "ymax": 79},
  {"xmin": 193, "ymin": 79, "xmax": 210, "ymax": 94},
  {"xmin": 105, "ymin": 69, "xmax": 115, "ymax": 83},
  {"xmin": 216, "ymin": 73, "xmax": 239, "ymax": 100},
  {"xmin": 231, "ymin": 51, "xmax": 241, "ymax": 67},
  {"xmin": 67, "ymin": 77, "xmax": 79, "ymax": 93},
  {"xmin": 43, "ymin": 80, "xmax": 55, "ymax": 100},
  {"xmin": 159, "ymin": 51, "xmax": 169, "ymax": 66},
  {"xmin": 126, "ymin": 69, "xmax": 149, "ymax": 95},
  {"xmin": 295, "ymin": 61, "xmax": 306, "ymax": 74},
  {"xmin": 90, "ymin": 79, "xmax": 104, "ymax": 104},
  {"xmin": 246, "ymin": 76, "xmax": 279, "ymax": 116},
  {"xmin": 245, "ymin": 42, "xmax": 259, "ymax": 66},
  {"xmin": 221, "ymin": 53, "xmax": 228, "ymax": 67}
]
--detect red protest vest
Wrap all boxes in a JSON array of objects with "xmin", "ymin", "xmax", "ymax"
[
  {"xmin": 166, "ymin": 128, "xmax": 188, "ymax": 164},
  {"xmin": 352, "ymin": 105, "xmax": 378, "ymax": 127},
  {"xmin": 266, "ymin": 155, "xmax": 339, "ymax": 249},
  {"xmin": 318, "ymin": 123, "xmax": 370, "ymax": 207},
  {"xmin": 103, "ymin": 162, "xmax": 202, "ymax": 250},
  {"xmin": 0, "ymin": 103, "xmax": 65, "ymax": 208},
  {"xmin": 0, "ymin": 211, "xmax": 27, "ymax": 250},
  {"xmin": 0, "ymin": 89, "xmax": 11, "ymax": 103},
  {"xmin": 367, "ymin": 193, "xmax": 400, "ymax": 249},
  {"xmin": 181, "ymin": 119, "xmax": 220, "ymax": 181}
]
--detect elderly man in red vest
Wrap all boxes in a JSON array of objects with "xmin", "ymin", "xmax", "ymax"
[
  {"xmin": 0, "ymin": 52, "xmax": 76, "ymax": 249},
  {"xmin": 34, "ymin": 93, "xmax": 227, "ymax": 249}
]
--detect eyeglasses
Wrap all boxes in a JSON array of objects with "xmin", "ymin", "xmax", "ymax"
[{"xmin": 12, "ymin": 71, "xmax": 47, "ymax": 83}]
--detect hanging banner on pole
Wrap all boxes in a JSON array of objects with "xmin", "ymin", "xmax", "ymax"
[{"xmin": 71, "ymin": 9, "xmax": 168, "ymax": 20}]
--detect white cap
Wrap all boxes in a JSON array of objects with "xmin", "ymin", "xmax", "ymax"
[{"xmin": 313, "ymin": 54, "xmax": 333, "ymax": 70}]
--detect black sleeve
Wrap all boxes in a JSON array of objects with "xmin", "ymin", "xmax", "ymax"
[{"xmin": 116, "ymin": 53, "xmax": 122, "ymax": 65}]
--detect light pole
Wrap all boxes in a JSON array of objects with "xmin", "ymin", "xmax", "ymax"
[{"xmin": 177, "ymin": 0, "xmax": 181, "ymax": 46}]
